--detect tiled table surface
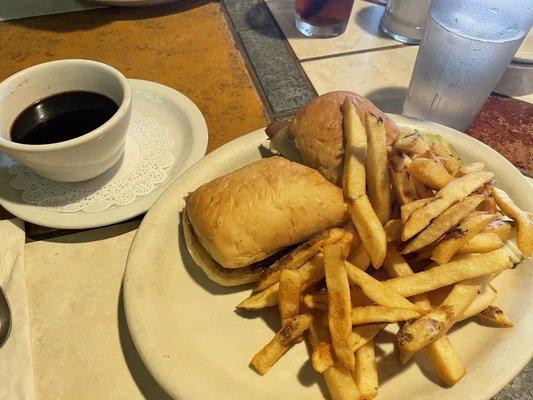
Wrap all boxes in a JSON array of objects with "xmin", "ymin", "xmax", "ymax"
[
  {"xmin": 0, "ymin": 0, "xmax": 531, "ymax": 399},
  {"xmin": 265, "ymin": 0, "xmax": 403, "ymax": 60},
  {"xmin": 0, "ymin": 0, "xmax": 268, "ymax": 239}
]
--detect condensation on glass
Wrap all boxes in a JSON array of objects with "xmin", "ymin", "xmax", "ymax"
[{"xmin": 403, "ymin": 0, "xmax": 533, "ymax": 131}]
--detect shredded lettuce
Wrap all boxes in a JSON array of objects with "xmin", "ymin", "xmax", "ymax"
[
  {"xmin": 421, "ymin": 133, "xmax": 463, "ymax": 166},
  {"xmin": 502, "ymin": 238, "xmax": 524, "ymax": 265}
]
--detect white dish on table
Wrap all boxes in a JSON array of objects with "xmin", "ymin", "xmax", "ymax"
[
  {"xmin": 123, "ymin": 116, "xmax": 533, "ymax": 400},
  {"xmin": 495, "ymin": 61, "xmax": 533, "ymax": 99},
  {"xmin": 88, "ymin": 0, "xmax": 178, "ymax": 6},
  {"xmin": 0, "ymin": 59, "xmax": 132, "ymax": 182},
  {"xmin": 0, "ymin": 79, "xmax": 207, "ymax": 229},
  {"xmin": 513, "ymin": 29, "xmax": 533, "ymax": 64}
]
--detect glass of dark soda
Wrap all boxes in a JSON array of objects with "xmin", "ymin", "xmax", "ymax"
[{"xmin": 295, "ymin": 0, "xmax": 355, "ymax": 37}]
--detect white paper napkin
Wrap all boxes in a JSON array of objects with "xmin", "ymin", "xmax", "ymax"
[{"xmin": 0, "ymin": 219, "xmax": 36, "ymax": 400}]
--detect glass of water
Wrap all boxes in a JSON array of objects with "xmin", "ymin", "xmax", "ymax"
[
  {"xmin": 380, "ymin": 0, "xmax": 431, "ymax": 44},
  {"xmin": 403, "ymin": 0, "xmax": 533, "ymax": 132}
]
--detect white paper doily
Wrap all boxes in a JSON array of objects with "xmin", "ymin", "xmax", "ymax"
[{"xmin": 8, "ymin": 111, "xmax": 174, "ymax": 213}]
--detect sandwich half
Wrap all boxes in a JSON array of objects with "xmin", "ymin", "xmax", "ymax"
[
  {"xmin": 183, "ymin": 156, "xmax": 347, "ymax": 286},
  {"xmin": 268, "ymin": 91, "xmax": 400, "ymax": 186}
]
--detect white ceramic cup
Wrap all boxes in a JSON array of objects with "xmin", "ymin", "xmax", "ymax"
[{"xmin": 0, "ymin": 59, "xmax": 132, "ymax": 182}]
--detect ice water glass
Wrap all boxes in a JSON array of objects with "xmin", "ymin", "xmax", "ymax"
[
  {"xmin": 403, "ymin": 0, "xmax": 533, "ymax": 131},
  {"xmin": 380, "ymin": 0, "xmax": 431, "ymax": 44}
]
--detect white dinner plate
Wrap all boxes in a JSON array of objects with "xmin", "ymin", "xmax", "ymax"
[
  {"xmin": 0, "ymin": 79, "xmax": 207, "ymax": 229},
  {"xmin": 124, "ymin": 116, "xmax": 533, "ymax": 400},
  {"xmin": 514, "ymin": 29, "xmax": 533, "ymax": 64}
]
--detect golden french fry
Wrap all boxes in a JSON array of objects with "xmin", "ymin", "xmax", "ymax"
[
  {"xmin": 458, "ymin": 284, "xmax": 497, "ymax": 321},
  {"xmin": 482, "ymin": 220, "xmax": 512, "ymax": 242},
  {"xmin": 397, "ymin": 276, "xmax": 490, "ymax": 353},
  {"xmin": 458, "ymin": 162, "xmax": 485, "ymax": 176},
  {"xmin": 351, "ymin": 305, "xmax": 420, "ymax": 324},
  {"xmin": 237, "ymin": 255, "xmax": 324, "ymax": 310},
  {"xmin": 383, "ymin": 243, "xmax": 418, "ymax": 279},
  {"xmin": 342, "ymin": 97, "xmax": 367, "ymax": 201},
  {"xmin": 401, "ymin": 194, "xmax": 486, "ymax": 254},
  {"xmin": 430, "ymin": 142, "xmax": 460, "ymax": 176},
  {"xmin": 324, "ymin": 365, "xmax": 362, "ymax": 400},
  {"xmin": 312, "ymin": 324, "xmax": 385, "ymax": 373},
  {"xmin": 426, "ymin": 336, "xmax": 466, "ymax": 386},
  {"xmin": 343, "ymin": 222, "xmax": 362, "ymax": 252},
  {"xmin": 251, "ymin": 314, "xmax": 312, "ymax": 375},
  {"xmin": 307, "ymin": 313, "xmax": 362, "ymax": 400},
  {"xmin": 254, "ymin": 228, "xmax": 344, "ymax": 292},
  {"xmin": 298, "ymin": 254, "xmax": 326, "ymax": 288},
  {"xmin": 324, "ymin": 235, "xmax": 355, "ymax": 370},
  {"xmin": 438, "ymin": 158, "xmax": 460, "ymax": 178},
  {"xmin": 312, "ymin": 341, "xmax": 336, "ymax": 373},
  {"xmin": 390, "ymin": 152, "xmax": 417, "ymax": 206},
  {"xmin": 411, "ymin": 247, "xmax": 436, "ymax": 262},
  {"xmin": 431, "ymin": 213, "xmax": 499, "ymax": 264},
  {"xmin": 353, "ymin": 340, "xmax": 379, "ymax": 400},
  {"xmin": 366, "ymin": 113, "xmax": 392, "ymax": 223},
  {"xmin": 407, "ymin": 158, "xmax": 454, "ymax": 190},
  {"xmin": 398, "ymin": 307, "xmax": 455, "ymax": 353},
  {"xmin": 383, "ymin": 243, "xmax": 464, "ymax": 380},
  {"xmin": 384, "ymin": 250, "xmax": 512, "ymax": 297},
  {"xmin": 237, "ymin": 282, "xmax": 279, "ymax": 310},
  {"xmin": 393, "ymin": 130, "xmax": 429, "ymax": 155},
  {"xmin": 413, "ymin": 179, "xmax": 435, "ymax": 199},
  {"xmin": 302, "ymin": 294, "xmax": 328, "ymax": 311},
  {"xmin": 457, "ymin": 232, "xmax": 503, "ymax": 254},
  {"xmin": 403, "ymin": 170, "xmax": 494, "ymax": 240},
  {"xmin": 384, "ymin": 219, "xmax": 402, "ymax": 242},
  {"xmin": 303, "ymin": 288, "xmax": 372, "ymax": 311},
  {"xmin": 279, "ymin": 269, "xmax": 301, "ymax": 326},
  {"xmin": 350, "ymin": 324, "xmax": 386, "ymax": 351},
  {"xmin": 477, "ymin": 196, "xmax": 497, "ymax": 213},
  {"xmin": 477, "ymin": 305, "xmax": 513, "ymax": 327},
  {"xmin": 390, "ymin": 168, "xmax": 417, "ymax": 206},
  {"xmin": 345, "ymin": 261, "xmax": 422, "ymax": 312},
  {"xmin": 401, "ymin": 198, "xmax": 432, "ymax": 225},
  {"xmin": 308, "ymin": 311, "xmax": 330, "ymax": 342},
  {"xmin": 386, "ymin": 263, "xmax": 431, "ymax": 306},
  {"xmin": 348, "ymin": 244, "xmax": 371, "ymax": 271},
  {"xmin": 492, "ymin": 187, "xmax": 533, "ymax": 257},
  {"xmin": 348, "ymin": 195, "xmax": 387, "ymax": 268},
  {"xmin": 325, "ymin": 365, "xmax": 362, "ymax": 400}
]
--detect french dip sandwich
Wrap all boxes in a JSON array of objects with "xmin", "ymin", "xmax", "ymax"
[
  {"xmin": 267, "ymin": 91, "xmax": 400, "ymax": 185},
  {"xmin": 183, "ymin": 156, "xmax": 348, "ymax": 286}
]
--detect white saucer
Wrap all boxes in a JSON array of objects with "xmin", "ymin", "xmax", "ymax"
[{"xmin": 0, "ymin": 79, "xmax": 208, "ymax": 229}]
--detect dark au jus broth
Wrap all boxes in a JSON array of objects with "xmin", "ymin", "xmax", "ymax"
[{"xmin": 10, "ymin": 91, "xmax": 119, "ymax": 145}]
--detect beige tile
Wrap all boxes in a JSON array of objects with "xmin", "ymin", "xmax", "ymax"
[
  {"xmin": 301, "ymin": 44, "xmax": 531, "ymax": 114},
  {"xmin": 25, "ymin": 222, "xmax": 171, "ymax": 400},
  {"xmin": 265, "ymin": 0, "xmax": 403, "ymax": 60},
  {"xmin": 302, "ymin": 45, "xmax": 418, "ymax": 113}
]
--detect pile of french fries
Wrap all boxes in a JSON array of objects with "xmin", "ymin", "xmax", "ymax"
[{"xmin": 238, "ymin": 97, "xmax": 532, "ymax": 400}]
